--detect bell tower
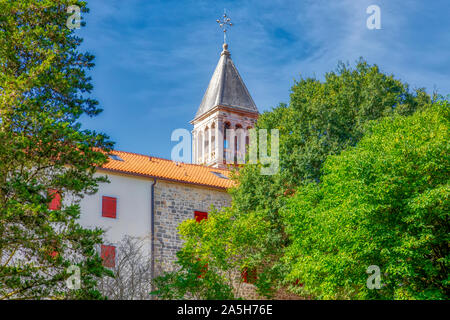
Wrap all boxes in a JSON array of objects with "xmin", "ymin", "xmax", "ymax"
[{"xmin": 191, "ymin": 41, "xmax": 259, "ymax": 168}]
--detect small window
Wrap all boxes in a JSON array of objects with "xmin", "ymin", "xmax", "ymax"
[
  {"xmin": 47, "ymin": 240, "xmax": 59, "ymax": 259},
  {"xmin": 294, "ymin": 279, "xmax": 304, "ymax": 287},
  {"xmin": 101, "ymin": 245, "xmax": 116, "ymax": 268},
  {"xmin": 194, "ymin": 211, "xmax": 208, "ymax": 222},
  {"xmin": 210, "ymin": 171, "xmax": 229, "ymax": 180},
  {"xmin": 48, "ymin": 189, "xmax": 61, "ymax": 211},
  {"xmin": 109, "ymin": 154, "xmax": 124, "ymax": 161},
  {"xmin": 102, "ymin": 196, "xmax": 117, "ymax": 218},
  {"xmin": 241, "ymin": 267, "xmax": 257, "ymax": 284},
  {"xmin": 198, "ymin": 262, "xmax": 208, "ymax": 278}
]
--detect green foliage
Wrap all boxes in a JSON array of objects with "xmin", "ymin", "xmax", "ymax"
[
  {"xmin": 156, "ymin": 59, "xmax": 436, "ymax": 299},
  {"xmin": 0, "ymin": 0, "xmax": 113, "ymax": 299},
  {"xmin": 227, "ymin": 59, "xmax": 432, "ymax": 295},
  {"xmin": 151, "ymin": 206, "xmax": 273, "ymax": 299},
  {"xmin": 233, "ymin": 59, "xmax": 430, "ymax": 216},
  {"xmin": 281, "ymin": 101, "xmax": 449, "ymax": 299},
  {"xmin": 151, "ymin": 251, "xmax": 235, "ymax": 300}
]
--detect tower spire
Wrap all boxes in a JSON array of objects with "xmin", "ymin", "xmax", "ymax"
[{"xmin": 191, "ymin": 11, "xmax": 258, "ymax": 168}]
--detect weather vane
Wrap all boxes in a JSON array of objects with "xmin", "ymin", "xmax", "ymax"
[{"xmin": 216, "ymin": 9, "xmax": 233, "ymax": 44}]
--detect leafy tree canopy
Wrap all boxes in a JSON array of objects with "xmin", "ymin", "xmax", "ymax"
[
  {"xmin": 227, "ymin": 59, "xmax": 432, "ymax": 294},
  {"xmin": 282, "ymin": 100, "xmax": 449, "ymax": 299},
  {"xmin": 151, "ymin": 206, "xmax": 271, "ymax": 299},
  {"xmin": 233, "ymin": 59, "xmax": 430, "ymax": 218},
  {"xmin": 155, "ymin": 59, "xmax": 436, "ymax": 299},
  {"xmin": 0, "ymin": 0, "xmax": 113, "ymax": 299}
]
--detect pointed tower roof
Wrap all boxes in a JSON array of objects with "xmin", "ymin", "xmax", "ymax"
[{"xmin": 194, "ymin": 43, "xmax": 258, "ymax": 121}]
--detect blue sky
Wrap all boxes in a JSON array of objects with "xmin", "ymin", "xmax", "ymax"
[{"xmin": 78, "ymin": 0, "xmax": 450, "ymax": 159}]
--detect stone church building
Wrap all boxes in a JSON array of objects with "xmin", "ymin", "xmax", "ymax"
[{"xmin": 71, "ymin": 42, "xmax": 266, "ymax": 297}]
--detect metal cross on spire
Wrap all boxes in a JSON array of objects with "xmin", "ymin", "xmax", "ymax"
[{"xmin": 216, "ymin": 9, "xmax": 233, "ymax": 44}]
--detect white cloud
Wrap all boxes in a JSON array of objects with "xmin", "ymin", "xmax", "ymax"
[{"xmin": 79, "ymin": 0, "xmax": 450, "ymax": 157}]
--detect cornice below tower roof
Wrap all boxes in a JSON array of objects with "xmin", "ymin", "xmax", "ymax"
[{"xmin": 193, "ymin": 43, "xmax": 258, "ymax": 121}]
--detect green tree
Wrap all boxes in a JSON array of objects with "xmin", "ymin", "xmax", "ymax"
[
  {"xmin": 233, "ymin": 59, "xmax": 430, "ymax": 223},
  {"xmin": 151, "ymin": 206, "xmax": 271, "ymax": 299},
  {"xmin": 228, "ymin": 61, "xmax": 431, "ymax": 295},
  {"xmin": 282, "ymin": 100, "xmax": 449, "ymax": 299},
  {"xmin": 0, "ymin": 0, "xmax": 113, "ymax": 299},
  {"xmin": 154, "ymin": 60, "xmax": 433, "ymax": 299}
]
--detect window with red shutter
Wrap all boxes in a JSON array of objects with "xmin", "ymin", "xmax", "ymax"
[
  {"xmin": 194, "ymin": 211, "xmax": 208, "ymax": 222},
  {"xmin": 102, "ymin": 196, "xmax": 117, "ymax": 218},
  {"xmin": 101, "ymin": 244, "xmax": 116, "ymax": 268},
  {"xmin": 198, "ymin": 262, "xmax": 208, "ymax": 278},
  {"xmin": 241, "ymin": 267, "xmax": 257, "ymax": 284},
  {"xmin": 294, "ymin": 279, "xmax": 304, "ymax": 287},
  {"xmin": 48, "ymin": 189, "xmax": 61, "ymax": 211},
  {"xmin": 195, "ymin": 258, "xmax": 208, "ymax": 278},
  {"xmin": 47, "ymin": 240, "xmax": 59, "ymax": 259}
]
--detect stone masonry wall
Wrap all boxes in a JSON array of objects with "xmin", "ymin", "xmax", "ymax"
[{"xmin": 153, "ymin": 180, "xmax": 231, "ymax": 275}]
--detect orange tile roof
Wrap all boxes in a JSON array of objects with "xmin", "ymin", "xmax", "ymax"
[{"xmin": 99, "ymin": 150, "xmax": 235, "ymax": 190}]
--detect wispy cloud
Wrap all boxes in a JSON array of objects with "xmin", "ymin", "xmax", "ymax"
[{"xmin": 79, "ymin": 0, "xmax": 450, "ymax": 158}]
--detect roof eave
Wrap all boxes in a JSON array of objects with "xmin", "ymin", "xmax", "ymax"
[
  {"xmin": 97, "ymin": 167, "xmax": 233, "ymax": 191},
  {"xmin": 191, "ymin": 104, "xmax": 259, "ymax": 124}
]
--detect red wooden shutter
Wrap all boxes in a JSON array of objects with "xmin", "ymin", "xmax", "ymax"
[
  {"xmin": 294, "ymin": 279, "xmax": 304, "ymax": 287},
  {"xmin": 48, "ymin": 189, "xmax": 61, "ymax": 211},
  {"xmin": 241, "ymin": 267, "xmax": 257, "ymax": 284},
  {"xmin": 242, "ymin": 268, "xmax": 248, "ymax": 283},
  {"xmin": 101, "ymin": 244, "xmax": 116, "ymax": 268},
  {"xmin": 47, "ymin": 240, "xmax": 59, "ymax": 259},
  {"xmin": 194, "ymin": 211, "xmax": 208, "ymax": 222},
  {"xmin": 198, "ymin": 263, "xmax": 209, "ymax": 278},
  {"xmin": 102, "ymin": 196, "xmax": 117, "ymax": 218},
  {"xmin": 196, "ymin": 258, "xmax": 208, "ymax": 278}
]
